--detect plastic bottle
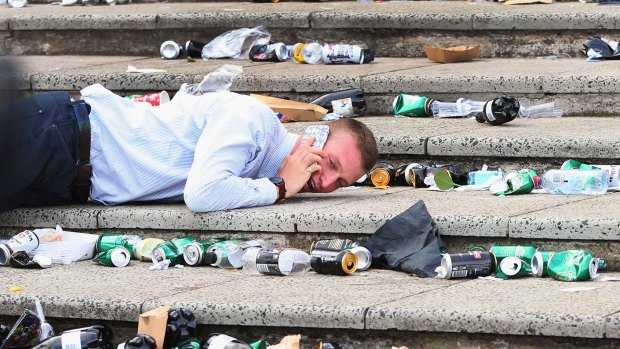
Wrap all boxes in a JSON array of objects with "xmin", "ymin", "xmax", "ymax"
[
  {"xmin": 541, "ymin": 169, "xmax": 609, "ymax": 195},
  {"xmin": 321, "ymin": 44, "xmax": 375, "ymax": 64},
  {"xmin": 31, "ymin": 325, "xmax": 114, "ymax": 349},
  {"xmin": 518, "ymin": 98, "xmax": 563, "ymax": 119},
  {"xmin": 242, "ymin": 247, "xmax": 311, "ymax": 276},
  {"xmin": 291, "ymin": 43, "xmax": 323, "ymax": 64},
  {"xmin": 309, "ymin": 88, "xmax": 366, "ymax": 116},
  {"xmin": 430, "ymin": 98, "xmax": 483, "ymax": 118}
]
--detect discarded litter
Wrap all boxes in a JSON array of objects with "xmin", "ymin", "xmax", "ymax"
[
  {"xmin": 201, "ymin": 26, "xmax": 271, "ymax": 60},
  {"xmin": 423, "ymin": 45, "xmax": 480, "ymax": 63},
  {"xmin": 126, "ymin": 66, "xmax": 166, "ymax": 74},
  {"xmin": 439, "ymin": 245, "xmax": 604, "ymax": 282}
]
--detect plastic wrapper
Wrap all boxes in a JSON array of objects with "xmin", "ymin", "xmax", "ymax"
[
  {"xmin": 201, "ymin": 26, "xmax": 270, "ymax": 60},
  {"xmin": 177, "ymin": 65, "xmax": 243, "ymax": 96}
]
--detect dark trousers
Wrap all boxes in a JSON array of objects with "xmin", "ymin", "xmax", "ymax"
[{"xmin": 0, "ymin": 91, "xmax": 79, "ymax": 213}]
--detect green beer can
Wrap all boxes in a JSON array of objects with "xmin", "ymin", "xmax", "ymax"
[
  {"xmin": 97, "ymin": 233, "xmax": 143, "ymax": 259},
  {"xmin": 490, "ymin": 245, "xmax": 537, "ymax": 279},
  {"xmin": 392, "ymin": 94, "xmax": 434, "ymax": 117},
  {"xmin": 183, "ymin": 239, "xmax": 224, "ymax": 266},
  {"xmin": 492, "ymin": 171, "xmax": 535, "ymax": 196},
  {"xmin": 93, "ymin": 246, "xmax": 131, "ymax": 267},
  {"xmin": 531, "ymin": 251, "xmax": 554, "ymax": 277},
  {"xmin": 152, "ymin": 236, "xmax": 196, "ymax": 266},
  {"xmin": 547, "ymin": 250, "xmax": 598, "ymax": 282}
]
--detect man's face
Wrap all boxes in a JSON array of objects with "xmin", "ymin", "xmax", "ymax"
[{"xmin": 302, "ymin": 132, "xmax": 366, "ymax": 193}]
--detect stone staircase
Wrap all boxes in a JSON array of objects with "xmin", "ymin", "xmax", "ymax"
[{"xmin": 1, "ymin": 2, "xmax": 620, "ymax": 348}]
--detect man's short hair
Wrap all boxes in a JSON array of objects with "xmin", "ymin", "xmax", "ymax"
[{"xmin": 327, "ymin": 118, "xmax": 378, "ymax": 172}]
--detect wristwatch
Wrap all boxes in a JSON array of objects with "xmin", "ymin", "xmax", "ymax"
[{"xmin": 269, "ymin": 177, "xmax": 286, "ymax": 201}]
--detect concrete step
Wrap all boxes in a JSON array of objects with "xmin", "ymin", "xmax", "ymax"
[
  {"xmin": 2, "ymin": 190, "xmax": 619, "ymax": 267},
  {"xmin": 1, "ymin": 254, "xmax": 620, "ymax": 348},
  {"xmin": 4, "ymin": 55, "xmax": 620, "ymax": 118},
  {"xmin": 0, "ymin": 2, "xmax": 617, "ymax": 58}
]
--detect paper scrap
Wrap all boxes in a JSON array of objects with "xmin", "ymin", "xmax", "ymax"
[{"xmin": 127, "ymin": 65, "xmax": 167, "ymax": 74}]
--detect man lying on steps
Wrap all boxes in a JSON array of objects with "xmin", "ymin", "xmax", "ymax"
[{"xmin": 0, "ymin": 84, "xmax": 378, "ymax": 213}]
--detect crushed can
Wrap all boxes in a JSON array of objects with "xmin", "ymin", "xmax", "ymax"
[
  {"xmin": 490, "ymin": 245, "xmax": 537, "ymax": 279},
  {"xmin": 547, "ymin": 250, "xmax": 598, "ymax": 282},
  {"xmin": 491, "ymin": 170, "xmax": 535, "ymax": 196},
  {"xmin": 135, "ymin": 238, "xmax": 166, "ymax": 262},
  {"xmin": 0, "ymin": 230, "xmax": 40, "ymax": 266},
  {"xmin": 93, "ymin": 246, "xmax": 131, "ymax": 267},
  {"xmin": 152, "ymin": 237, "xmax": 196, "ymax": 266},
  {"xmin": 249, "ymin": 42, "xmax": 289, "ymax": 62},
  {"xmin": 441, "ymin": 251, "xmax": 496, "ymax": 279},
  {"xmin": 531, "ymin": 251, "xmax": 554, "ymax": 277},
  {"xmin": 96, "ymin": 233, "xmax": 143, "ymax": 259},
  {"xmin": 392, "ymin": 94, "xmax": 434, "ymax": 117}
]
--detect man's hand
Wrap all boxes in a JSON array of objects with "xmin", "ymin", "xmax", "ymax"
[{"xmin": 277, "ymin": 136, "xmax": 325, "ymax": 198}]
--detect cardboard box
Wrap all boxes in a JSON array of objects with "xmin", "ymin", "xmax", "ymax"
[
  {"xmin": 250, "ymin": 94, "xmax": 328, "ymax": 122},
  {"xmin": 137, "ymin": 305, "xmax": 170, "ymax": 349},
  {"xmin": 423, "ymin": 45, "xmax": 480, "ymax": 64}
]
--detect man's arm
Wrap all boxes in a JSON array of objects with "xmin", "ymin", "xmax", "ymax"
[{"xmin": 183, "ymin": 110, "xmax": 278, "ymax": 212}]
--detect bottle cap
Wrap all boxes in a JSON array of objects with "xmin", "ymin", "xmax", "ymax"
[
  {"xmin": 361, "ymin": 49, "xmax": 375, "ymax": 63},
  {"xmin": 477, "ymin": 96, "xmax": 519, "ymax": 125}
]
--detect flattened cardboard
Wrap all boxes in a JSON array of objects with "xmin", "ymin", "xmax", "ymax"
[
  {"xmin": 250, "ymin": 94, "xmax": 328, "ymax": 122},
  {"xmin": 137, "ymin": 305, "xmax": 170, "ymax": 349},
  {"xmin": 423, "ymin": 45, "xmax": 480, "ymax": 63}
]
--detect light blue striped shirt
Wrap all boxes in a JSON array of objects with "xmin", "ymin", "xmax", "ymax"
[{"xmin": 81, "ymin": 84, "xmax": 298, "ymax": 212}]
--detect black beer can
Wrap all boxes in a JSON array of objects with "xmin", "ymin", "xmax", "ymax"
[
  {"xmin": 441, "ymin": 251, "xmax": 496, "ymax": 279},
  {"xmin": 311, "ymin": 250, "xmax": 357, "ymax": 275}
]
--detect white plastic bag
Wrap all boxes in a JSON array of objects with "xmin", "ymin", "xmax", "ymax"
[
  {"xmin": 201, "ymin": 26, "xmax": 270, "ymax": 60},
  {"xmin": 177, "ymin": 64, "xmax": 243, "ymax": 96}
]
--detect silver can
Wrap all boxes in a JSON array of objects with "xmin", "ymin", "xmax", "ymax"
[
  {"xmin": 0, "ymin": 230, "xmax": 40, "ymax": 266},
  {"xmin": 349, "ymin": 246, "xmax": 372, "ymax": 271},
  {"xmin": 160, "ymin": 41, "xmax": 184, "ymax": 60}
]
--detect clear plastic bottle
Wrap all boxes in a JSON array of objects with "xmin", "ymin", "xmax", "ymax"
[
  {"xmin": 430, "ymin": 98, "xmax": 483, "ymax": 118},
  {"xmin": 242, "ymin": 247, "xmax": 311, "ymax": 276},
  {"xmin": 291, "ymin": 43, "xmax": 323, "ymax": 64},
  {"xmin": 518, "ymin": 98, "xmax": 563, "ymax": 119},
  {"xmin": 30, "ymin": 325, "xmax": 114, "ymax": 349},
  {"xmin": 541, "ymin": 169, "xmax": 609, "ymax": 195}
]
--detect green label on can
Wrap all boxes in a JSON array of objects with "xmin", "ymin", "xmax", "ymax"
[
  {"xmin": 93, "ymin": 246, "xmax": 131, "ymax": 267},
  {"xmin": 97, "ymin": 233, "xmax": 142, "ymax": 259},
  {"xmin": 490, "ymin": 245, "xmax": 537, "ymax": 279},
  {"xmin": 547, "ymin": 250, "xmax": 597, "ymax": 282},
  {"xmin": 392, "ymin": 94, "xmax": 430, "ymax": 117}
]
